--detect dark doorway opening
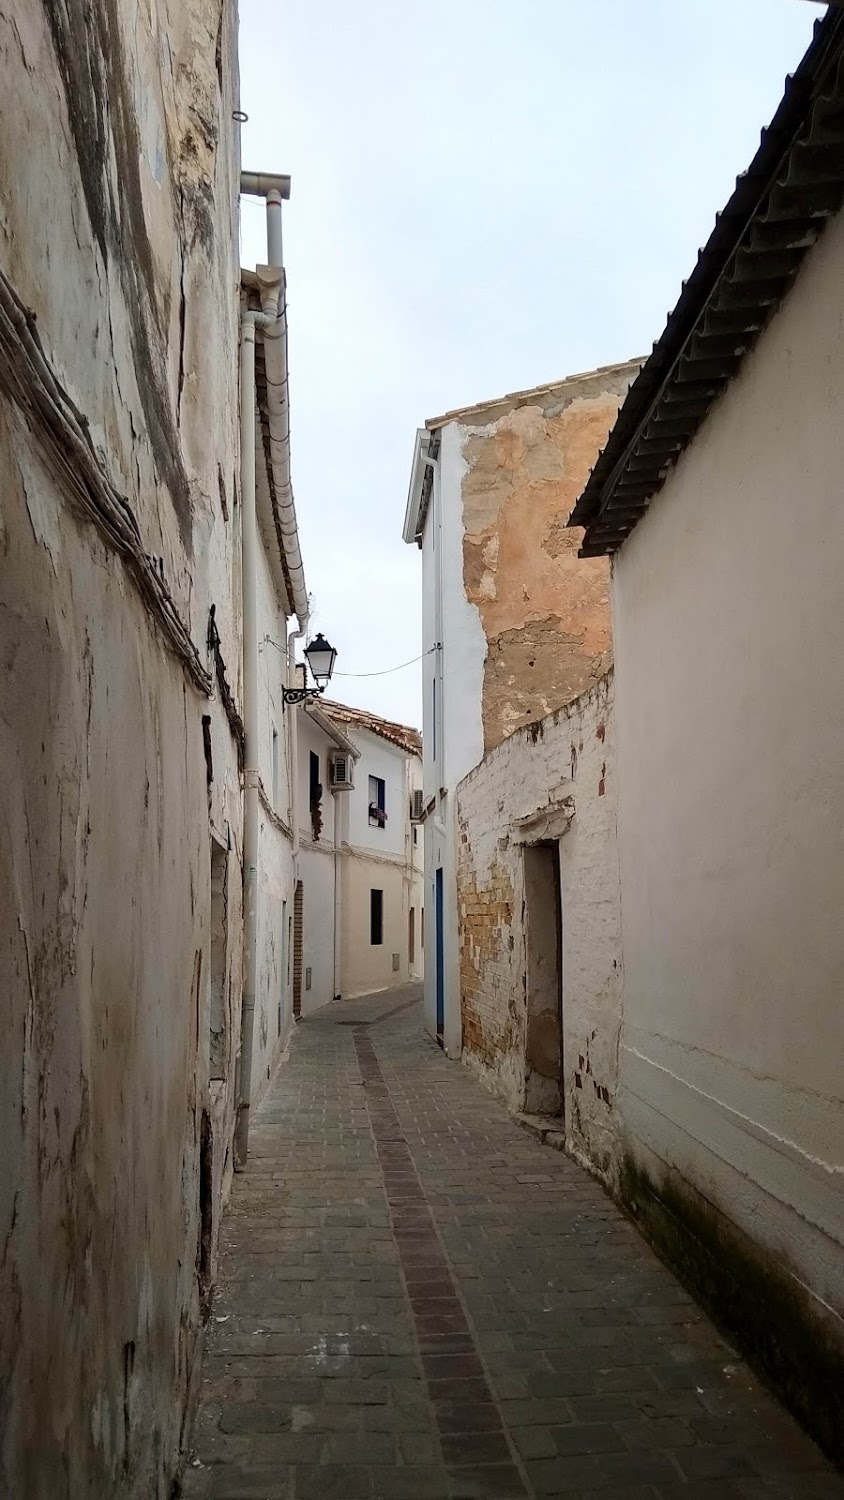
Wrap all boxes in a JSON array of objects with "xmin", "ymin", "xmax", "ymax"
[
  {"xmin": 523, "ymin": 841, "xmax": 563, "ymax": 1116},
  {"xmin": 209, "ymin": 840, "xmax": 228, "ymax": 1081},
  {"xmin": 435, "ymin": 867, "xmax": 445, "ymax": 1043},
  {"xmin": 197, "ymin": 1109, "xmax": 214, "ymax": 1318}
]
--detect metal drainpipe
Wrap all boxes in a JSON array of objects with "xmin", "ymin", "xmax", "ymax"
[
  {"xmin": 332, "ymin": 806, "xmax": 339, "ymax": 1000},
  {"xmin": 234, "ymin": 308, "xmax": 269, "ymax": 1170},
  {"xmin": 287, "ymin": 624, "xmax": 304, "ymax": 1024},
  {"xmin": 288, "ymin": 624, "xmax": 306, "ymax": 861}
]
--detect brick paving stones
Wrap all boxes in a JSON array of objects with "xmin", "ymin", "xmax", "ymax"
[{"xmin": 182, "ymin": 985, "xmax": 842, "ymax": 1499}]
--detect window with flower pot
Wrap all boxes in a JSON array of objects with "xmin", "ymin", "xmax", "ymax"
[
  {"xmin": 368, "ymin": 774, "xmax": 386, "ymax": 828},
  {"xmin": 310, "ymin": 750, "xmax": 323, "ymax": 841}
]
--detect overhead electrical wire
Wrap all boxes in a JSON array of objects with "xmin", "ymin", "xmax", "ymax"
[
  {"xmin": 259, "ymin": 639, "xmax": 438, "ymax": 677},
  {"xmin": 334, "ymin": 647, "xmax": 437, "ymax": 678}
]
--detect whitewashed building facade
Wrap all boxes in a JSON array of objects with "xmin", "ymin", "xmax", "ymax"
[
  {"xmin": 295, "ymin": 700, "xmax": 424, "ymax": 1010},
  {"xmin": 568, "ymin": 16, "xmax": 844, "ymax": 1464}
]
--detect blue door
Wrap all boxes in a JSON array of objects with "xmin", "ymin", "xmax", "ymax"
[{"xmin": 435, "ymin": 867, "xmax": 444, "ymax": 1038}]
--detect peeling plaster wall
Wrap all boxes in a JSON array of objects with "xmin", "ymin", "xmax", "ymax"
[
  {"xmin": 439, "ymin": 423, "xmax": 487, "ymax": 795},
  {"xmin": 610, "ymin": 208, "xmax": 844, "ymax": 1367},
  {"xmin": 456, "ymin": 675, "xmax": 622, "ymax": 1175},
  {"xmin": 451, "ymin": 362, "xmax": 638, "ymax": 753},
  {"xmin": 424, "ymin": 365, "xmax": 636, "ymax": 1058},
  {"xmin": 0, "ymin": 2, "xmax": 244, "ymax": 1495}
]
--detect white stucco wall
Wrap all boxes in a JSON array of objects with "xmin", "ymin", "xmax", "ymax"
[
  {"xmin": 341, "ymin": 856, "xmax": 410, "ymax": 998},
  {"xmin": 456, "ymin": 676, "xmax": 622, "ymax": 1171},
  {"xmin": 421, "ymin": 469, "xmax": 439, "ymax": 804},
  {"xmin": 409, "ymin": 756, "xmax": 425, "ymax": 982},
  {"xmin": 297, "ymin": 844, "xmax": 337, "ymax": 1013},
  {"xmin": 418, "ymin": 422, "xmax": 485, "ymax": 1049},
  {"xmin": 347, "ymin": 729, "xmax": 407, "ymax": 858},
  {"xmin": 291, "ymin": 713, "xmax": 422, "ymax": 1007},
  {"xmin": 611, "ymin": 206, "xmax": 844, "ymax": 1333},
  {"xmin": 296, "ymin": 707, "xmax": 337, "ymax": 848},
  {"xmin": 438, "ymin": 422, "xmax": 487, "ymax": 793},
  {"xmin": 333, "ymin": 729, "xmax": 422, "ymax": 999}
]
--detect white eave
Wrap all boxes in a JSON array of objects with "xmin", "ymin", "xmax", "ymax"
[
  {"xmin": 254, "ymin": 420, "xmax": 291, "ymax": 612},
  {"xmin": 402, "ymin": 427, "xmax": 433, "ymax": 545},
  {"xmin": 242, "ymin": 271, "xmax": 309, "ymax": 625},
  {"xmin": 303, "ymin": 701, "xmax": 360, "ymax": 759}
]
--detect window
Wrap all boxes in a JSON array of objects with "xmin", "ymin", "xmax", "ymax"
[
  {"xmin": 409, "ymin": 906, "xmax": 415, "ymax": 965},
  {"xmin": 413, "ymin": 826, "xmax": 418, "ymax": 846},
  {"xmin": 271, "ymin": 726, "xmax": 279, "ymax": 807},
  {"xmin": 310, "ymin": 751, "xmax": 323, "ymax": 841},
  {"xmin": 370, "ymin": 888, "xmax": 383, "ymax": 945},
  {"xmin": 369, "ymin": 774, "xmax": 386, "ymax": 828}
]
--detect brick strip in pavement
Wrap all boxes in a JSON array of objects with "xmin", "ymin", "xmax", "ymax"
[{"xmin": 353, "ymin": 1023, "xmax": 529, "ymax": 1499}]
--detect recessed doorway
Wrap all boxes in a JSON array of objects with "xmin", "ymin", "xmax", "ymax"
[{"xmin": 523, "ymin": 841, "xmax": 563, "ymax": 1116}]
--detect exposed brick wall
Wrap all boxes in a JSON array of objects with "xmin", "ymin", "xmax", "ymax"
[
  {"xmin": 292, "ymin": 879, "xmax": 304, "ymax": 1019},
  {"xmin": 456, "ymin": 671, "xmax": 623, "ymax": 1178},
  {"xmin": 458, "ymin": 849, "xmax": 519, "ymax": 1073}
]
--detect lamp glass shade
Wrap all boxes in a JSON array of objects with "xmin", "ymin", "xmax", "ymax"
[{"xmin": 304, "ymin": 633, "xmax": 337, "ymax": 687}]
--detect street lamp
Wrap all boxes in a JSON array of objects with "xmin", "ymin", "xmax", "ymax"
[{"xmin": 282, "ymin": 632, "xmax": 338, "ymax": 707}]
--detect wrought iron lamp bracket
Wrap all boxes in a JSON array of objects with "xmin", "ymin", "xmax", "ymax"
[{"xmin": 281, "ymin": 685, "xmax": 325, "ymax": 708}]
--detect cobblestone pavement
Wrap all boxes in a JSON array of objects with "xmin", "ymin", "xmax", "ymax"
[{"xmin": 183, "ymin": 986, "xmax": 841, "ymax": 1499}]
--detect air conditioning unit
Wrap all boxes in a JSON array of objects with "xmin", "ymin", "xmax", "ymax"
[
  {"xmin": 329, "ymin": 752, "xmax": 354, "ymax": 791},
  {"xmin": 410, "ymin": 789, "xmax": 425, "ymax": 822}
]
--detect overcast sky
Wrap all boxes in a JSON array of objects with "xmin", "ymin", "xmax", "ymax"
[{"xmin": 239, "ymin": 0, "xmax": 818, "ymax": 730}]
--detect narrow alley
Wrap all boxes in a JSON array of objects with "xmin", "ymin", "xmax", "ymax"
[{"xmin": 183, "ymin": 989, "xmax": 841, "ymax": 1500}]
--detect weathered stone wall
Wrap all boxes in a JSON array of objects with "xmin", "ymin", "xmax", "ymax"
[
  {"xmin": 455, "ymin": 362, "xmax": 638, "ymax": 752},
  {"xmin": 0, "ymin": 2, "xmax": 243, "ymax": 1495},
  {"xmin": 457, "ymin": 674, "xmax": 622, "ymax": 1176}
]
